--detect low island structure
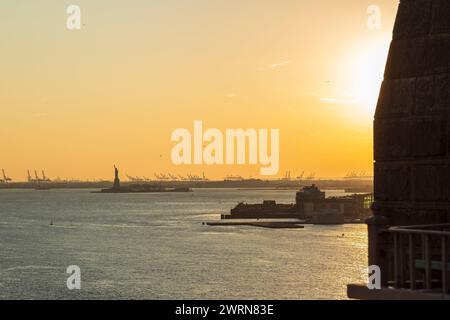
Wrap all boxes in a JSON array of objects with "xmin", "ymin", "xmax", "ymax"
[{"xmin": 220, "ymin": 185, "xmax": 373, "ymax": 225}]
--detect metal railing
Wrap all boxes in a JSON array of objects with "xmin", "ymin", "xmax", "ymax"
[{"xmin": 386, "ymin": 224, "xmax": 450, "ymax": 294}]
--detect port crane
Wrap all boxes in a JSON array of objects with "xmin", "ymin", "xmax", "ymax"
[
  {"xmin": 34, "ymin": 170, "xmax": 42, "ymax": 182},
  {"xmin": 296, "ymin": 171, "xmax": 305, "ymax": 181},
  {"xmin": 125, "ymin": 174, "xmax": 153, "ymax": 182},
  {"xmin": 1, "ymin": 169, "xmax": 12, "ymax": 183},
  {"xmin": 344, "ymin": 171, "xmax": 373, "ymax": 180},
  {"xmin": 27, "ymin": 170, "xmax": 51, "ymax": 183},
  {"xmin": 41, "ymin": 170, "xmax": 51, "ymax": 182},
  {"xmin": 153, "ymin": 172, "xmax": 209, "ymax": 182},
  {"xmin": 126, "ymin": 174, "xmax": 144, "ymax": 182},
  {"xmin": 281, "ymin": 171, "xmax": 292, "ymax": 181},
  {"xmin": 306, "ymin": 172, "xmax": 316, "ymax": 180},
  {"xmin": 27, "ymin": 170, "xmax": 35, "ymax": 182},
  {"xmin": 154, "ymin": 173, "xmax": 170, "ymax": 181},
  {"xmin": 224, "ymin": 175, "xmax": 244, "ymax": 181},
  {"xmin": 186, "ymin": 173, "xmax": 209, "ymax": 181}
]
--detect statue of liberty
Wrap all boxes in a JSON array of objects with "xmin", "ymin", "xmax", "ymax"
[{"xmin": 113, "ymin": 165, "xmax": 121, "ymax": 189}]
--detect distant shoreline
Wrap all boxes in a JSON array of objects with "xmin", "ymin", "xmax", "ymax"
[{"xmin": 0, "ymin": 180, "xmax": 373, "ymax": 192}]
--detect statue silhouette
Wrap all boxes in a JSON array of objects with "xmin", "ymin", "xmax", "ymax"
[{"xmin": 113, "ymin": 165, "xmax": 120, "ymax": 189}]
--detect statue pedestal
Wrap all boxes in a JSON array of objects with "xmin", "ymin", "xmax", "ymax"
[{"xmin": 113, "ymin": 178, "xmax": 120, "ymax": 190}]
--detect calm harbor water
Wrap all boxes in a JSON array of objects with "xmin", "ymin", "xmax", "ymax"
[{"xmin": 0, "ymin": 188, "xmax": 367, "ymax": 300}]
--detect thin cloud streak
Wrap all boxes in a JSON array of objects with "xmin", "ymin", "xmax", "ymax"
[{"xmin": 268, "ymin": 60, "xmax": 291, "ymax": 69}]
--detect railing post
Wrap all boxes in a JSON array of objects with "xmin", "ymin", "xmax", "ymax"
[
  {"xmin": 394, "ymin": 233, "xmax": 399, "ymax": 288},
  {"xmin": 409, "ymin": 234, "xmax": 416, "ymax": 290},
  {"xmin": 442, "ymin": 236, "xmax": 448, "ymax": 294},
  {"xmin": 399, "ymin": 234, "xmax": 405, "ymax": 288},
  {"xmin": 423, "ymin": 234, "xmax": 432, "ymax": 290}
]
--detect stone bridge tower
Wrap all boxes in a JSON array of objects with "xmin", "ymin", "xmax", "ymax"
[{"xmin": 370, "ymin": 0, "xmax": 450, "ymax": 272}]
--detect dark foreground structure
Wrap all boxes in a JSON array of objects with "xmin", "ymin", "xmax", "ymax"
[{"xmin": 349, "ymin": 0, "xmax": 450, "ymax": 299}]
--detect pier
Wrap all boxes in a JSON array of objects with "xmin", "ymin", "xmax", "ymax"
[{"xmin": 205, "ymin": 221, "xmax": 305, "ymax": 229}]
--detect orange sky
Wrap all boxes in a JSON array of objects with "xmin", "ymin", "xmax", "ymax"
[{"xmin": 0, "ymin": 0, "xmax": 399, "ymax": 181}]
